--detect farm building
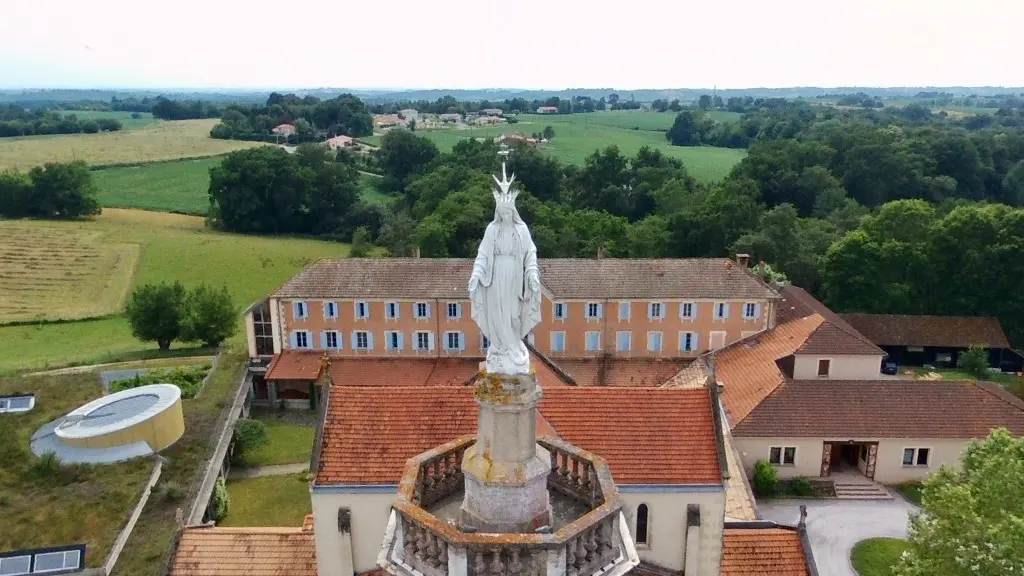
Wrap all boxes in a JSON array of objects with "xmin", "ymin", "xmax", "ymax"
[
  {"xmin": 439, "ymin": 113, "xmax": 463, "ymax": 123},
  {"xmin": 272, "ymin": 123, "xmax": 297, "ymax": 136},
  {"xmin": 398, "ymin": 108, "xmax": 419, "ymax": 121},
  {"xmin": 474, "ymin": 115, "xmax": 505, "ymax": 125},
  {"xmin": 840, "ymin": 313, "xmax": 1023, "ymax": 372},
  {"xmin": 373, "ymin": 114, "xmax": 402, "ymax": 129},
  {"xmin": 536, "ymin": 106, "xmax": 559, "ymax": 113},
  {"xmin": 498, "ymin": 131, "xmax": 537, "ymax": 145},
  {"xmin": 480, "ymin": 107, "xmax": 504, "ymax": 116},
  {"xmin": 324, "ymin": 135, "xmax": 355, "ymax": 150}
]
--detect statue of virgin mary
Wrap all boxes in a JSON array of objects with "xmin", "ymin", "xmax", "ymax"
[{"xmin": 468, "ymin": 163, "xmax": 542, "ymax": 375}]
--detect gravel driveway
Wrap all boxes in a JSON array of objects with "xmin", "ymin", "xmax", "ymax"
[{"xmin": 758, "ymin": 497, "xmax": 917, "ymax": 576}]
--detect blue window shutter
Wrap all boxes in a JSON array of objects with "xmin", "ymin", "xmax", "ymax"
[
  {"xmin": 350, "ymin": 331, "xmax": 357, "ymax": 349},
  {"xmin": 398, "ymin": 332, "xmax": 405, "ymax": 350},
  {"xmin": 289, "ymin": 332, "xmax": 297, "ymax": 348},
  {"xmin": 723, "ymin": 303, "xmax": 730, "ymax": 318},
  {"xmin": 692, "ymin": 302, "xmax": 698, "ymax": 319},
  {"xmin": 459, "ymin": 332, "xmax": 466, "ymax": 351},
  {"xmin": 293, "ymin": 302, "xmax": 300, "ymax": 318},
  {"xmin": 367, "ymin": 332, "xmax": 375, "ymax": 350},
  {"xmin": 457, "ymin": 303, "xmax": 463, "ymax": 319},
  {"xmin": 597, "ymin": 303, "xmax": 603, "ymax": 318},
  {"xmin": 428, "ymin": 332, "xmax": 436, "ymax": 350},
  {"xmin": 320, "ymin": 331, "xmax": 327, "ymax": 349},
  {"xmin": 754, "ymin": 303, "xmax": 762, "ymax": 318},
  {"xmin": 426, "ymin": 303, "xmax": 432, "ymax": 318},
  {"xmin": 694, "ymin": 332, "xmax": 700, "ymax": 350},
  {"xmin": 336, "ymin": 331, "xmax": 343, "ymax": 350}
]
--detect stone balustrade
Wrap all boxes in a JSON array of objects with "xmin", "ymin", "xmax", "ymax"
[
  {"xmin": 539, "ymin": 439, "xmax": 603, "ymax": 509},
  {"xmin": 415, "ymin": 438, "xmax": 474, "ymax": 508}
]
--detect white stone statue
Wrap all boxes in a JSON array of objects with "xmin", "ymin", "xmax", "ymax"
[{"xmin": 468, "ymin": 162, "xmax": 542, "ymax": 375}]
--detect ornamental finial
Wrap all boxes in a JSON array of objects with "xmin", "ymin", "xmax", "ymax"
[{"xmin": 492, "ymin": 148, "xmax": 517, "ymax": 204}]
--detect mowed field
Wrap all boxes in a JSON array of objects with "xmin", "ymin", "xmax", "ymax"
[
  {"xmin": 0, "ymin": 209, "xmax": 350, "ymax": 373},
  {"xmin": 65, "ymin": 110, "xmax": 158, "ymax": 130},
  {"xmin": 93, "ymin": 157, "xmax": 390, "ymax": 215},
  {"xmin": 361, "ymin": 111, "xmax": 746, "ymax": 182},
  {"xmin": 0, "ymin": 119, "xmax": 263, "ymax": 171}
]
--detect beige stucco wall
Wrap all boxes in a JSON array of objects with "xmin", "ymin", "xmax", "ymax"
[
  {"xmin": 245, "ymin": 309, "xmax": 258, "ymax": 358},
  {"xmin": 734, "ymin": 436, "xmax": 971, "ymax": 484},
  {"xmin": 312, "ymin": 490, "xmax": 396, "ymax": 576},
  {"xmin": 792, "ymin": 354, "xmax": 883, "ymax": 380}
]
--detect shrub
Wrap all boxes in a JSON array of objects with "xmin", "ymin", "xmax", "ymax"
[
  {"xmin": 233, "ymin": 418, "xmax": 269, "ymax": 459},
  {"xmin": 957, "ymin": 345, "xmax": 990, "ymax": 379},
  {"xmin": 27, "ymin": 452, "xmax": 87, "ymax": 485},
  {"xmin": 212, "ymin": 476, "xmax": 229, "ymax": 521},
  {"xmin": 30, "ymin": 452, "xmax": 61, "ymax": 478},
  {"xmin": 156, "ymin": 480, "xmax": 185, "ymax": 502},
  {"xmin": 110, "ymin": 365, "xmax": 210, "ymax": 398},
  {"xmin": 181, "ymin": 283, "xmax": 237, "ymax": 347},
  {"xmin": 788, "ymin": 476, "xmax": 815, "ymax": 497},
  {"xmin": 753, "ymin": 459, "xmax": 779, "ymax": 497}
]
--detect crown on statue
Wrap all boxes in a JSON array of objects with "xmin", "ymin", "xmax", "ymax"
[{"xmin": 492, "ymin": 162, "xmax": 518, "ymax": 205}]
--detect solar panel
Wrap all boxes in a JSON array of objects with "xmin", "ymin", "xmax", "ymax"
[
  {"xmin": 7, "ymin": 397, "xmax": 32, "ymax": 410},
  {"xmin": 0, "ymin": 556, "xmax": 30, "ymax": 576}
]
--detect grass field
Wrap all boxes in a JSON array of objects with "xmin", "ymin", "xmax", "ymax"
[
  {"xmin": 238, "ymin": 419, "xmax": 315, "ymax": 467},
  {"xmin": 64, "ymin": 110, "xmax": 157, "ymax": 130},
  {"xmin": 0, "ymin": 119, "xmax": 262, "ymax": 171},
  {"xmin": 0, "ymin": 209, "xmax": 350, "ymax": 374},
  {"xmin": 363, "ymin": 112, "xmax": 746, "ymax": 182},
  {"xmin": 221, "ymin": 474, "xmax": 312, "ymax": 527},
  {"xmin": 896, "ymin": 482, "xmax": 923, "ymax": 506},
  {"xmin": 850, "ymin": 537, "xmax": 910, "ymax": 576},
  {"xmin": 0, "ymin": 223, "xmax": 140, "ymax": 322},
  {"xmin": 0, "ymin": 372, "xmax": 153, "ymax": 567}
]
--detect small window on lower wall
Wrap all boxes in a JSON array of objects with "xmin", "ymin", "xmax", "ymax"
[
  {"xmin": 769, "ymin": 446, "xmax": 797, "ymax": 465},
  {"xmin": 817, "ymin": 358, "xmax": 831, "ymax": 377},
  {"xmin": 902, "ymin": 447, "xmax": 931, "ymax": 467},
  {"xmin": 635, "ymin": 503, "xmax": 650, "ymax": 545}
]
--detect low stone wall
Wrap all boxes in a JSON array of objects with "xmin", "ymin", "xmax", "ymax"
[{"xmin": 101, "ymin": 457, "xmax": 163, "ymax": 574}]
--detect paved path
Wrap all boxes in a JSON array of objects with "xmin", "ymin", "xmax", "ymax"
[
  {"xmin": 758, "ymin": 496, "xmax": 917, "ymax": 576},
  {"xmin": 229, "ymin": 462, "xmax": 307, "ymax": 480}
]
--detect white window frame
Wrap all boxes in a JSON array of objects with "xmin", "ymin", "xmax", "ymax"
[
  {"xmin": 648, "ymin": 302, "xmax": 664, "ymax": 320},
  {"xmin": 414, "ymin": 331, "xmax": 432, "ymax": 351},
  {"xmin": 0, "ymin": 395, "xmax": 35, "ymax": 413},
  {"xmin": 616, "ymin": 331, "xmax": 631, "ymax": 352},
  {"xmin": 385, "ymin": 301, "xmax": 399, "ymax": 320},
  {"xmin": 414, "ymin": 301, "xmax": 430, "ymax": 319},
  {"xmin": 634, "ymin": 503, "xmax": 651, "ymax": 547},
  {"xmin": 444, "ymin": 330, "xmax": 463, "ymax": 351},
  {"xmin": 816, "ymin": 358, "xmax": 832, "ymax": 377},
  {"xmin": 769, "ymin": 445, "xmax": 798, "ymax": 466},
  {"xmin": 293, "ymin": 330, "xmax": 311, "ymax": 349},
  {"xmin": 585, "ymin": 331, "xmax": 601, "ymax": 352},
  {"xmin": 553, "ymin": 301, "xmax": 567, "ymax": 320},
  {"xmin": 323, "ymin": 300, "xmax": 338, "ymax": 319},
  {"xmin": 385, "ymin": 330, "xmax": 402, "ymax": 351},
  {"xmin": 355, "ymin": 300, "xmax": 369, "ymax": 320},
  {"xmin": 743, "ymin": 302, "xmax": 758, "ymax": 319},
  {"xmin": 647, "ymin": 331, "xmax": 663, "ymax": 352},
  {"xmin": 902, "ymin": 447, "xmax": 931, "ymax": 467},
  {"xmin": 618, "ymin": 301, "xmax": 631, "ymax": 321},
  {"xmin": 325, "ymin": 330, "xmax": 341, "ymax": 349},
  {"xmin": 447, "ymin": 302, "xmax": 462, "ymax": 319},
  {"xmin": 586, "ymin": 302, "xmax": 602, "ymax": 320},
  {"xmin": 679, "ymin": 331, "xmax": 698, "ymax": 352},
  {"xmin": 293, "ymin": 300, "xmax": 308, "ymax": 319},
  {"xmin": 709, "ymin": 330, "xmax": 727, "ymax": 350},
  {"xmin": 714, "ymin": 301, "xmax": 729, "ymax": 320},
  {"xmin": 30, "ymin": 549, "xmax": 81, "ymax": 573},
  {"xmin": 679, "ymin": 301, "xmax": 695, "ymax": 320},
  {"xmin": 0, "ymin": 555, "xmax": 31, "ymax": 576},
  {"xmin": 355, "ymin": 330, "xmax": 370, "ymax": 350},
  {"xmin": 551, "ymin": 331, "xmax": 566, "ymax": 352}
]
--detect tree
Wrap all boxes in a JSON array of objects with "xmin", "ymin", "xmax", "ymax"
[
  {"xmin": 181, "ymin": 284, "xmax": 236, "ymax": 347},
  {"xmin": 232, "ymin": 418, "xmax": 269, "ymax": 459},
  {"xmin": 666, "ymin": 111, "xmax": 713, "ymax": 146},
  {"xmin": 697, "ymin": 95, "xmax": 712, "ymax": 110},
  {"xmin": 377, "ymin": 208, "xmax": 418, "ymax": 256},
  {"xmin": 349, "ymin": 226, "xmax": 372, "ymax": 257},
  {"xmin": 0, "ymin": 170, "xmax": 30, "ymax": 217},
  {"xmin": 25, "ymin": 161, "xmax": 101, "ymax": 218},
  {"xmin": 376, "ymin": 130, "xmax": 440, "ymax": 190},
  {"xmin": 1004, "ymin": 159, "xmax": 1024, "ymax": 206},
  {"xmin": 895, "ymin": 429, "xmax": 1024, "ymax": 576},
  {"xmin": 542, "ymin": 125, "xmax": 555, "ymax": 140},
  {"xmin": 125, "ymin": 282, "xmax": 187, "ymax": 349},
  {"xmin": 957, "ymin": 345, "xmax": 991, "ymax": 378}
]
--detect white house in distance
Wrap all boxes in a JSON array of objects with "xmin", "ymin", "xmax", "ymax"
[{"xmin": 272, "ymin": 123, "xmax": 297, "ymax": 136}]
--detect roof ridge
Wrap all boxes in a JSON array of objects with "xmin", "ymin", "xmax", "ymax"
[
  {"xmin": 184, "ymin": 526, "xmax": 308, "ymax": 534},
  {"xmin": 973, "ymin": 380, "xmax": 1024, "ymax": 412}
]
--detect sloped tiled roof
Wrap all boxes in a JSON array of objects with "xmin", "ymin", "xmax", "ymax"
[
  {"xmin": 328, "ymin": 356, "xmax": 483, "ymax": 387},
  {"xmin": 270, "ymin": 258, "xmax": 780, "ymax": 300},
  {"xmin": 315, "ymin": 386, "xmax": 721, "ymax": 485},
  {"xmin": 721, "ymin": 526, "xmax": 811, "ymax": 576},
  {"xmin": 776, "ymin": 285, "xmax": 882, "ymax": 355},
  {"xmin": 553, "ymin": 358, "xmax": 691, "ymax": 387},
  {"xmin": 711, "ymin": 315, "xmax": 824, "ymax": 425},
  {"xmin": 733, "ymin": 379, "xmax": 1024, "ymax": 438},
  {"xmin": 168, "ymin": 527, "xmax": 316, "ymax": 576},
  {"xmin": 265, "ymin": 351, "xmax": 326, "ymax": 381},
  {"xmin": 840, "ymin": 313, "xmax": 1011, "ymax": 349}
]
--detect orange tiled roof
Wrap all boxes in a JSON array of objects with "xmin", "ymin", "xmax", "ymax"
[
  {"xmin": 315, "ymin": 386, "xmax": 721, "ymax": 485},
  {"xmin": 721, "ymin": 526, "xmax": 810, "ymax": 576},
  {"xmin": 776, "ymin": 285, "xmax": 882, "ymax": 355},
  {"xmin": 554, "ymin": 358, "xmax": 690, "ymax": 387},
  {"xmin": 713, "ymin": 315, "xmax": 823, "ymax": 425},
  {"xmin": 328, "ymin": 356, "xmax": 481, "ymax": 387},
  {"xmin": 265, "ymin": 351, "xmax": 325, "ymax": 381},
  {"xmin": 168, "ymin": 527, "xmax": 316, "ymax": 576}
]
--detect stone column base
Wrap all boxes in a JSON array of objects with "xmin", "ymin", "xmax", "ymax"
[{"xmin": 459, "ymin": 446, "xmax": 552, "ymax": 533}]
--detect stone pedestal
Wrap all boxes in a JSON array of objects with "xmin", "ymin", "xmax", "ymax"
[{"xmin": 459, "ymin": 370, "xmax": 553, "ymax": 533}]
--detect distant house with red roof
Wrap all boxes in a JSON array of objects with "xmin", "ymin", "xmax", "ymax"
[
  {"xmin": 536, "ymin": 106, "xmax": 560, "ymax": 114},
  {"xmin": 272, "ymin": 123, "xmax": 297, "ymax": 136}
]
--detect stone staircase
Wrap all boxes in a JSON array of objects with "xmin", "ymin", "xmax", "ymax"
[{"xmin": 832, "ymin": 479, "xmax": 892, "ymax": 500}]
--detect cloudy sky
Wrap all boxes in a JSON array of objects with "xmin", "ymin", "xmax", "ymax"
[{"xmin": 1, "ymin": 0, "xmax": 1021, "ymax": 90}]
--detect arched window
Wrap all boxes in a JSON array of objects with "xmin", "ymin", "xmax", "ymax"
[{"xmin": 636, "ymin": 503, "xmax": 650, "ymax": 545}]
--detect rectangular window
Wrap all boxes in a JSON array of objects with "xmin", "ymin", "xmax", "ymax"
[
  {"xmin": 586, "ymin": 302, "xmax": 601, "ymax": 319},
  {"xmin": 386, "ymin": 331, "xmax": 401, "ymax": 351},
  {"xmin": 783, "ymin": 447, "xmax": 796, "ymax": 465},
  {"xmin": 769, "ymin": 446, "xmax": 797, "ymax": 465},
  {"xmin": 616, "ymin": 331, "xmax": 631, "ymax": 352},
  {"xmin": 355, "ymin": 301, "xmax": 369, "ymax": 319},
  {"xmin": 903, "ymin": 448, "xmax": 930, "ymax": 467},
  {"xmin": 355, "ymin": 331, "xmax": 369, "ymax": 350},
  {"xmin": 481, "ymin": 334, "xmax": 490, "ymax": 350},
  {"xmin": 551, "ymin": 331, "xmax": 566, "ymax": 352},
  {"xmin": 618, "ymin": 301, "xmax": 630, "ymax": 321},
  {"xmin": 585, "ymin": 331, "xmax": 600, "ymax": 351},
  {"xmin": 386, "ymin": 301, "xmax": 399, "ymax": 319},
  {"xmin": 324, "ymin": 301, "xmax": 338, "ymax": 319},
  {"xmin": 680, "ymin": 301, "xmax": 694, "ymax": 319},
  {"xmin": 293, "ymin": 331, "xmax": 309, "ymax": 349},
  {"xmin": 817, "ymin": 359, "xmax": 831, "ymax": 377},
  {"xmin": 647, "ymin": 331, "xmax": 663, "ymax": 352},
  {"xmin": 32, "ymin": 549, "xmax": 81, "ymax": 573},
  {"xmin": 743, "ymin": 302, "xmax": 758, "ymax": 318},
  {"xmin": 325, "ymin": 331, "xmax": 339, "ymax": 349},
  {"xmin": 415, "ymin": 302, "xmax": 429, "ymax": 319},
  {"xmin": 714, "ymin": 302, "xmax": 728, "ymax": 319},
  {"xmin": 553, "ymin": 302, "xmax": 566, "ymax": 319},
  {"xmin": 648, "ymin": 302, "xmax": 663, "ymax": 319},
  {"xmin": 769, "ymin": 447, "xmax": 782, "ymax": 465},
  {"xmin": 415, "ymin": 331, "xmax": 431, "ymax": 351},
  {"xmin": 293, "ymin": 301, "xmax": 307, "ymax": 319},
  {"xmin": 446, "ymin": 331, "xmax": 462, "ymax": 350},
  {"xmin": 680, "ymin": 331, "xmax": 697, "ymax": 352},
  {"xmin": 0, "ymin": 556, "xmax": 31, "ymax": 576}
]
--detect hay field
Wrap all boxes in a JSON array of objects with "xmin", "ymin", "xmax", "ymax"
[
  {"xmin": 67, "ymin": 110, "xmax": 157, "ymax": 130},
  {"xmin": 0, "ymin": 209, "xmax": 350, "ymax": 373},
  {"xmin": 0, "ymin": 224, "xmax": 139, "ymax": 322},
  {"xmin": 0, "ymin": 119, "xmax": 263, "ymax": 171}
]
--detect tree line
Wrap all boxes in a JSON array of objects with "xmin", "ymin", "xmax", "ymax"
[
  {"xmin": 367, "ymin": 93, "xmax": 641, "ymax": 116},
  {"xmin": 0, "ymin": 161, "xmax": 100, "ymax": 218},
  {"xmin": 208, "ymin": 92, "xmax": 373, "ymax": 143},
  {"xmin": 0, "ymin": 106, "xmax": 122, "ymax": 137}
]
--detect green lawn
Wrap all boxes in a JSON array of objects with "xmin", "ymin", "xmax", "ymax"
[
  {"xmin": 897, "ymin": 482, "xmax": 923, "ymax": 506},
  {"xmin": 915, "ymin": 367, "xmax": 1023, "ymax": 387},
  {"xmin": 0, "ymin": 372, "xmax": 154, "ymax": 567},
  {"xmin": 0, "ymin": 210, "xmax": 349, "ymax": 374},
  {"xmin": 850, "ymin": 537, "xmax": 910, "ymax": 576},
  {"xmin": 239, "ymin": 420, "xmax": 315, "ymax": 467},
  {"xmin": 93, "ymin": 156, "xmax": 221, "ymax": 215},
  {"xmin": 65, "ymin": 110, "xmax": 157, "ymax": 130},
  {"xmin": 221, "ymin": 474, "xmax": 312, "ymax": 527},
  {"xmin": 359, "ymin": 172, "xmax": 394, "ymax": 205}
]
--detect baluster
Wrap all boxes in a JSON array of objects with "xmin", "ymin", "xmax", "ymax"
[
  {"xmin": 444, "ymin": 452, "xmax": 456, "ymax": 487},
  {"xmin": 570, "ymin": 457, "xmax": 581, "ymax": 486},
  {"xmin": 439, "ymin": 540, "xmax": 449, "ymax": 574},
  {"xmin": 432, "ymin": 460, "xmax": 445, "ymax": 491},
  {"xmin": 584, "ymin": 527, "xmax": 598, "ymax": 564},
  {"xmin": 404, "ymin": 520, "xmax": 418, "ymax": 559},
  {"xmin": 574, "ymin": 537, "xmax": 587, "ymax": 573},
  {"xmin": 416, "ymin": 525, "xmax": 428, "ymax": 560},
  {"xmin": 549, "ymin": 448, "xmax": 558, "ymax": 475},
  {"xmin": 489, "ymin": 548, "xmax": 504, "ymax": 576},
  {"xmin": 426, "ymin": 532, "xmax": 440, "ymax": 567},
  {"xmin": 566, "ymin": 542, "xmax": 578, "ymax": 576},
  {"xmin": 475, "ymin": 551, "xmax": 487, "ymax": 576},
  {"xmin": 559, "ymin": 450, "xmax": 571, "ymax": 479},
  {"xmin": 508, "ymin": 547, "xmax": 523, "ymax": 576},
  {"xmin": 422, "ymin": 464, "xmax": 434, "ymax": 499},
  {"xmin": 580, "ymin": 463, "xmax": 591, "ymax": 490},
  {"xmin": 597, "ymin": 518, "xmax": 613, "ymax": 554}
]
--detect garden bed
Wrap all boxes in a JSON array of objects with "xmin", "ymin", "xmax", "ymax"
[{"xmin": 108, "ymin": 364, "xmax": 212, "ymax": 399}]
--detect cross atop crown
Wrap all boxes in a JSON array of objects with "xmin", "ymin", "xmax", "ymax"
[{"xmin": 493, "ymin": 148, "xmax": 518, "ymax": 205}]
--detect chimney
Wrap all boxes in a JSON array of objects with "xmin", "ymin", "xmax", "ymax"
[
  {"xmin": 736, "ymin": 253, "xmax": 750, "ymax": 270},
  {"xmin": 412, "ymin": 246, "xmax": 421, "ymax": 258},
  {"xmin": 759, "ymin": 260, "xmax": 767, "ymax": 281}
]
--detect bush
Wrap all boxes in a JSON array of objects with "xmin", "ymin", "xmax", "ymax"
[
  {"xmin": 110, "ymin": 365, "xmax": 210, "ymax": 398},
  {"xmin": 788, "ymin": 476, "xmax": 815, "ymax": 497},
  {"xmin": 158, "ymin": 480, "xmax": 185, "ymax": 502},
  {"xmin": 957, "ymin": 345, "xmax": 990, "ymax": 378},
  {"xmin": 753, "ymin": 459, "xmax": 779, "ymax": 497},
  {"xmin": 212, "ymin": 476, "xmax": 229, "ymax": 521},
  {"xmin": 26, "ymin": 452, "xmax": 87, "ymax": 485},
  {"xmin": 181, "ymin": 283, "xmax": 237, "ymax": 347},
  {"xmin": 233, "ymin": 418, "xmax": 269, "ymax": 460}
]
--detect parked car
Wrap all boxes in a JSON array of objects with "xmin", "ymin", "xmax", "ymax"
[{"xmin": 881, "ymin": 357, "xmax": 899, "ymax": 375}]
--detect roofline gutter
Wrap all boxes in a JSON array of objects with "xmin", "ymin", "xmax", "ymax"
[
  {"xmin": 709, "ymin": 378, "xmax": 731, "ymax": 481},
  {"xmin": 312, "ymin": 482, "xmax": 724, "ymax": 494}
]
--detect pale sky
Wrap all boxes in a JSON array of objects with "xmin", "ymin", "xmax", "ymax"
[{"xmin": 1, "ymin": 0, "xmax": 1021, "ymax": 90}]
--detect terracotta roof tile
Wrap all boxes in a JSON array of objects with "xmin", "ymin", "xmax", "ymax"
[
  {"xmin": 328, "ymin": 356, "xmax": 482, "ymax": 387},
  {"xmin": 265, "ymin": 351, "xmax": 325, "ymax": 381},
  {"xmin": 315, "ymin": 386, "xmax": 721, "ymax": 485},
  {"xmin": 721, "ymin": 527, "xmax": 810, "ymax": 576},
  {"xmin": 553, "ymin": 358, "xmax": 691, "ymax": 387},
  {"xmin": 840, "ymin": 313, "xmax": 1011, "ymax": 348},
  {"xmin": 168, "ymin": 527, "xmax": 315, "ymax": 576},
  {"xmin": 776, "ymin": 286, "xmax": 882, "ymax": 355},
  {"xmin": 733, "ymin": 379, "xmax": 1024, "ymax": 438},
  {"xmin": 270, "ymin": 258, "xmax": 780, "ymax": 300}
]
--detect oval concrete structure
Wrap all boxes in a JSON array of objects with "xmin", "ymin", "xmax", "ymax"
[{"xmin": 55, "ymin": 383, "xmax": 184, "ymax": 451}]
